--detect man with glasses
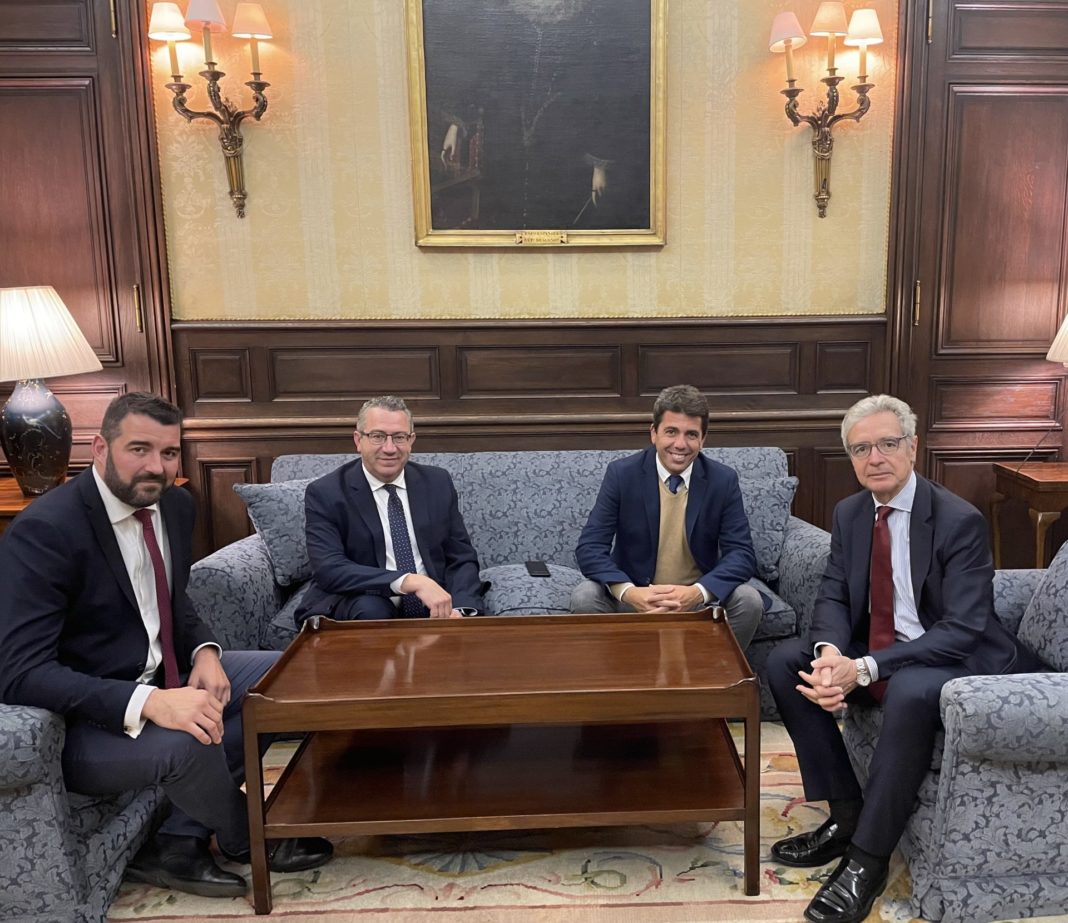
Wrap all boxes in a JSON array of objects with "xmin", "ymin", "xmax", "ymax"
[
  {"xmin": 766, "ymin": 394, "xmax": 1040, "ymax": 923},
  {"xmin": 296, "ymin": 395, "xmax": 484, "ymax": 622}
]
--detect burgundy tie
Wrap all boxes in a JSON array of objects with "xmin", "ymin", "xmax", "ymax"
[
  {"xmin": 133, "ymin": 508, "xmax": 180, "ymax": 689},
  {"xmin": 867, "ymin": 504, "xmax": 895, "ymax": 702}
]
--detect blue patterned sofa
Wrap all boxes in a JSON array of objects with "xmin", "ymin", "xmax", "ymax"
[
  {"xmin": 843, "ymin": 551, "xmax": 1068, "ymax": 923},
  {"xmin": 0, "ymin": 705, "xmax": 164, "ymax": 922},
  {"xmin": 188, "ymin": 448, "xmax": 829, "ymax": 718}
]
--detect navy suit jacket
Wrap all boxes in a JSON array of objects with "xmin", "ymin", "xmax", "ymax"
[
  {"xmin": 810, "ymin": 475, "xmax": 1031, "ymax": 678},
  {"xmin": 300, "ymin": 459, "xmax": 484, "ymax": 615},
  {"xmin": 0, "ymin": 470, "xmax": 216, "ymax": 735},
  {"xmin": 575, "ymin": 447, "xmax": 759, "ymax": 603}
]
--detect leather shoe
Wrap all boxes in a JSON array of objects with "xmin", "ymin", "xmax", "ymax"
[
  {"xmin": 804, "ymin": 854, "xmax": 889, "ymax": 923},
  {"xmin": 220, "ymin": 836, "xmax": 333, "ymax": 873},
  {"xmin": 126, "ymin": 834, "xmax": 247, "ymax": 898},
  {"xmin": 771, "ymin": 818, "xmax": 851, "ymax": 867}
]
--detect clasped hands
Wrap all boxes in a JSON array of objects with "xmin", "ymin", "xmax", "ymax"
[
  {"xmin": 142, "ymin": 647, "xmax": 230, "ymax": 745},
  {"xmin": 623, "ymin": 583, "xmax": 705, "ymax": 613},
  {"xmin": 796, "ymin": 652, "xmax": 860, "ymax": 713}
]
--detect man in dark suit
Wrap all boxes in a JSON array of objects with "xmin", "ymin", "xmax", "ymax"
[
  {"xmin": 570, "ymin": 384, "xmax": 763, "ymax": 648},
  {"xmin": 767, "ymin": 394, "xmax": 1041, "ymax": 923},
  {"xmin": 0, "ymin": 393, "xmax": 331, "ymax": 899},
  {"xmin": 297, "ymin": 395, "xmax": 484, "ymax": 622}
]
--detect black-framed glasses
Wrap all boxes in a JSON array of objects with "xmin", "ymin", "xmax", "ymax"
[
  {"xmin": 846, "ymin": 435, "xmax": 910, "ymax": 459},
  {"xmin": 359, "ymin": 430, "xmax": 413, "ymax": 446}
]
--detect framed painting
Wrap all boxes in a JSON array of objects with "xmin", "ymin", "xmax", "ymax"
[{"xmin": 405, "ymin": 0, "xmax": 666, "ymax": 248}]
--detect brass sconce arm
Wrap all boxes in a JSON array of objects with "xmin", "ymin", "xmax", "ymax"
[
  {"xmin": 782, "ymin": 75, "xmax": 872, "ymax": 217},
  {"xmin": 163, "ymin": 68, "xmax": 269, "ymax": 218}
]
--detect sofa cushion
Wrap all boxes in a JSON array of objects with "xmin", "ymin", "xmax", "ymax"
[
  {"xmin": 750, "ymin": 577, "xmax": 797, "ymax": 642},
  {"xmin": 1018, "ymin": 542, "xmax": 1068, "ymax": 671},
  {"xmin": 481, "ymin": 563, "xmax": 578, "ymax": 614},
  {"xmin": 233, "ymin": 479, "xmax": 314, "ymax": 586},
  {"xmin": 739, "ymin": 476, "xmax": 798, "ymax": 583}
]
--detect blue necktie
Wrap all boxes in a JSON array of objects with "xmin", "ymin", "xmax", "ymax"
[
  {"xmin": 383, "ymin": 484, "xmax": 424, "ymax": 618},
  {"xmin": 667, "ymin": 474, "xmax": 684, "ymax": 494}
]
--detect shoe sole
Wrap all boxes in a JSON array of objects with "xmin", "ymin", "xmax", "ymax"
[{"xmin": 125, "ymin": 866, "xmax": 247, "ymax": 899}]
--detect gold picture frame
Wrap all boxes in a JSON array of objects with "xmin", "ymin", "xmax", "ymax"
[{"xmin": 405, "ymin": 0, "xmax": 666, "ymax": 248}]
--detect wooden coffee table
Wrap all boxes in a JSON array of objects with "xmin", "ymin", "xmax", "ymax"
[{"xmin": 242, "ymin": 611, "xmax": 761, "ymax": 914}]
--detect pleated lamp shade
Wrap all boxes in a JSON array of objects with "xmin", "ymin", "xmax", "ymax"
[{"xmin": 0, "ymin": 286, "xmax": 102, "ymax": 382}]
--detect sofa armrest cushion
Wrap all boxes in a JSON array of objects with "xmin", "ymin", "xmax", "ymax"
[
  {"xmin": 737, "ymin": 476, "xmax": 798, "ymax": 583},
  {"xmin": 232, "ymin": 479, "xmax": 314, "ymax": 586},
  {"xmin": 941, "ymin": 673, "xmax": 1068, "ymax": 762},
  {"xmin": 992, "ymin": 568, "xmax": 1045, "ymax": 635},
  {"xmin": 0, "ymin": 705, "xmax": 64, "ymax": 788},
  {"xmin": 188, "ymin": 535, "xmax": 285, "ymax": 650},
  {"xmin": 775, "ymin": 516, "xmax": 832, "ymax": 637}
]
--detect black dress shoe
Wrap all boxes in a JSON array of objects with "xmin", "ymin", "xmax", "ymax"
[
  {"xmin": 771, "ymin": 818, "xmax": 852, "ymax": 867},
  {"xmin": 804, "ymin": 854, "xmax": 889, "ymax": 923},
  {"xmin": 220, "ymin": 836, "xmax": 334, "ymax": 873},
  {"xmin": 126, "ymin": 834, "xmax": 247, "ymax": 898}
]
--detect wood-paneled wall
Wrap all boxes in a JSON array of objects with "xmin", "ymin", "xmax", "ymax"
[{"xmin": 174, "ymin": 316, "xmax": 887, "ymax": 555}]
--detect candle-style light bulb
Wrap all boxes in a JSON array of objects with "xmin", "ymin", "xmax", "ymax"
[
  {"xmin": 184, "ymin": 0, "xmax": 227, "ymax": 68},
  {"xmin": 768, "ymin": 12, "xmax": 807, "ymax": 86},
  {"xmin": 232, "ymin": 3, "xmax": 274, "ymax": 77},
  {"xmin": 845, "ymin": 9, "xmax": 884, "ymax": 81},
  {"xmin": 147, "ymin": 2, "xmax": 191, "ymax": 79},
  {"xmin": 810, "ymin": 1, "xmax": 849, "ymax": 75}
]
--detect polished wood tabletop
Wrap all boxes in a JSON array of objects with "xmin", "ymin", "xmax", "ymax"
[
  {"xmin": 242, "ymin": 612, "xmax": 761, "ymax": 914},
  {"xmin": 991, "ymin": 462, "xmax": 1068, "ymax": 567}
]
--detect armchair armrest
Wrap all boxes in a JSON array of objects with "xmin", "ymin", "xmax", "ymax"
[
  {"xmin": 992, "ymin": 568, "xmax": 1044, "ymax": 634},
  {"xmin": 941, "ymin": 673, "xmax": 1068, "ymax": 762},
  {"xmin": 188, "ymin": 535, "xmax": 284, "ymax": 650},
  {"xmin": 776, "ymin": 516, "xmax": 831, "ymax": 637},
  {"xmin": 0, "ymin": 704, "xmax": 64, "ymax": 789}
]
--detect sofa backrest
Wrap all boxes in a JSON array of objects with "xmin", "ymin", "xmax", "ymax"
[{"xmin": 270, "ymin": 448, "xmax": 792, "ymax": 574}]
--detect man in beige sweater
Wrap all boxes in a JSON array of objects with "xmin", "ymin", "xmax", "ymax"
[{"xmin": 571, "ymin": 384, "xmax": 763, "ymax": 648}]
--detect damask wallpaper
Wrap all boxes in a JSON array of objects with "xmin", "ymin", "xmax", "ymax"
[{"xmin": 151, "ymin": 0, "xmax": 897, "ymax": 320}]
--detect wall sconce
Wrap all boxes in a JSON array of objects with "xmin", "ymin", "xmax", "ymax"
[
  {"xmin": 0, "ymin": 286, "xmax": 103, "ymax": 496},
  {"xmin": 769, "ymin": 3, "xmax": 882, "ymax": 217},
  {"xmin": 148, "ymin": 0, "xmax": 273, "ymax": 218}
]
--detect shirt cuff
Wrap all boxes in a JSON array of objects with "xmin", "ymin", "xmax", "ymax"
[
  {"xmin": 696, "ymin": 584, "xmax": 712, "ymax": 605},
  {"xmin": 123, "ymin": 684, "xmax": 155, "ymax": 739},
  {"xmin": 863, "ymin": 655, "xmax": 879, "ymax": 682},
  {"xmin": 814, "ymin": 641, "xmax": 841, "ymax": 657},
  {"xmin": 191, "ymin": 642, "xmax": 222, "ymax": 664},
  {"xmin": 609, "ymin": 582, "xmax": 634, "ymax": 602},
  {"xmin": 455, "ymin": 607, "xmax": 476, "ymax": 616},
  {"xmin": 391, "ymin": 574, "xmax": 412, "ymax": 595}
]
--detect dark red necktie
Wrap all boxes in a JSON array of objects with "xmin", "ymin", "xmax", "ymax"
[
  {"xmin": 867, "ymin": 504, "xmax": 895, "ymax": 702},
  {"xmin": 133, "ymin": 508, "xmax": 180, "ymax": 688}
]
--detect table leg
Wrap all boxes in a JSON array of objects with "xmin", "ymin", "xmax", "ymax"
[
  {"xmin": 743, "ymin": 698, "xmax": 761, "ymax": 896},
  {"xmin": 989, "ymin": 491, "xmax": 1006, "ymax": 570},
  {"xmin": 1028, "ymin": 508, "xmax": 1061, "ymax": 569},
  {"xmin": 242, "ymin": 702, "xmax": 272, "ymax": 914}
]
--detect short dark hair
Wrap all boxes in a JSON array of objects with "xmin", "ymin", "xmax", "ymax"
[
  {"xmin": 100, "ymin": 392, "xmax": 183, "ymax": 443},
  {"xmin": 652, "ymin": 384, "xmax": 709, "ymax": 434}
]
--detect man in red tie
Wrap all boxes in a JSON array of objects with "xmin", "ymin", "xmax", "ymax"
[
  {"xmin": 766, "ymin": 394, "xmax": 1041, "ymax": 923},
  {"xmin": 0, "ymin": 393, "xmax": 331, "ymax": 900}
]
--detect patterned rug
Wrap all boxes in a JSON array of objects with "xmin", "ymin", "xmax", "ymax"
[{"xmin": 106, "ymin": 724, "xmax": 1056, "ymax": 923}]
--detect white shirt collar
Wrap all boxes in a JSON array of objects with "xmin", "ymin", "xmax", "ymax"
[
  {"xmin": 872, "ymin": 470, "xmax": 917, "ymax": 513},
  {"xmin": 655, "ymin": 455, "xmax": 694, "ymax": 490},
  {"xmin": 362, "ymin": 464, "xmax": 408, "ymax": 493},
  {"xmin": 91, "ymin": 466, "xmax": 161, "ymax": 525}
]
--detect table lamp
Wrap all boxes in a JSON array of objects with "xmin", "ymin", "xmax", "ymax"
[
  {"xmin": 0, "ymin": 286, "xmax": 103, "ymax": 496},
  {"xmin": 1047, "ymin": 314, "xmax": 1068, "ymax": 368}
]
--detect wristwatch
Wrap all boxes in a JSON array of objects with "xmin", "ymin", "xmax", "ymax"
[{"xmin": 854, "ymin": 658, "xmax": 872, "ymax": 687}]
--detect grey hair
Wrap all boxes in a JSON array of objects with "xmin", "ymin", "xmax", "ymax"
[
  {"xmin": 357, "ymin": 396, "xmax": 413, "ymax": 431},
  {"xmin": 840, "ymin": 394, "xmax": 917, "ymax": 449}
]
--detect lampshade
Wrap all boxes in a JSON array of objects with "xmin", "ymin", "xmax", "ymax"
[
  {"xmin": 1047, "ymin": 315, "xmax": 1068, "ymax": 367},
  {"xmin": 769, "ymin": 12, "xmax": 807, "ymax": 52},
  {"xmin": 810, "ymin": 1, "xmax": 849, "ymax": 36},
  {"xmin": 844, "ymin": 8, "xmax": 884, "ymax": 46},
  {"xmin": 185, "ymin": 0, "xmax": 227, "ymax": 32},
  {"xmin": 148, "ymin": 2, "xmax": 192, "ymax": 41},
  {"xmin": 0, "ymin": 286, "xmax": 102, "ymax": 382},
  {"xmin": 231, "ymin": 3, "xmax": 272, "ymax": 39}
]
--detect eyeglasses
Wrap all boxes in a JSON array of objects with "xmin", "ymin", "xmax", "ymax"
[
  {"xmin": 359, "ymin": 430, "xmax": 413, "ymax": 447},
  {"xmin": 846, "ymin": 435, "xmax": 911, "ymax": 459}
]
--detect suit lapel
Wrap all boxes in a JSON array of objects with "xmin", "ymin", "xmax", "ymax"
[
  {"xmin": 79, "ymin": 469, "xmax": 139, "ymax": 612},
  {"xmin": 685, "ymin": 454, "xmax": 707, "ymax": 541},
  {"xmin": 849, "ymin": 495, "xmax": 874, "ymax": 623},
  {"xmin": 909, "ymin": 476, "xmax": 934, "ymax": 610},
  {"xmin": 405, "ymin": 464, "xmax": 433, "ymax": 566},
  {"xmin": 349, "ymin": 465, "xmax": 387, "ymax": 567},
  {"xmin": 160, "ymin": 488, "xmax": 186, "ymax": 598},
  {"xmin": 640, "ymin": 449, "xmax": 661, "ymax": 555}
]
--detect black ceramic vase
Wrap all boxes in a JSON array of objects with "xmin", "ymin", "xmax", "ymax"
[{"xmin": 0, "ymin": 378, "xmax": 73, "ymax": 496}]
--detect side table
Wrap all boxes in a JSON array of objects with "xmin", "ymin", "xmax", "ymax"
[{"xmin": 990, "ymin": 462, "xmax": 1068, "ymax": 568}]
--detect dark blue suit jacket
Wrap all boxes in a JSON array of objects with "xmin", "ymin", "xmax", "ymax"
[
  {"xmin": 300, "ymin": 459, "xmax": 484, "ymax": 616},
  {"xmin": 810, "ymin": 475, "xmax": 1032, "ymax": 677},
  {"xmin": 0, "ymin": 470, "xmax": 215, "ymax": 735},
  {"xmin": 575, "ymin": 447, "xmax": 759, "ymax": 603}
]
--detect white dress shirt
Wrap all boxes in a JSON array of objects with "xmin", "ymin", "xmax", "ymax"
[
  {"xmin": 360, "ymin": 465, "xmax": 428, "ymax": 597},
  {"xmin": 92, "ymin": 468, "xmax": 217, "ymax": 737}
]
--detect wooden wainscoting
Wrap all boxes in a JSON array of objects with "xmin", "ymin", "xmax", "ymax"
[{"xmin": 174, "ymin": 316, "xmax": 888, "ymax": 556}]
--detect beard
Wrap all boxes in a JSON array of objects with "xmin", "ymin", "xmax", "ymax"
[{"xmin": 103, "ymin": 455, "xmax": 170, "ymax": 508}]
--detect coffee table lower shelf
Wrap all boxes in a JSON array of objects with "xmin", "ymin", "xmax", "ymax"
[{"xmin": 263, "ymin": 719, "xmax": 747, "ymax": 839}]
